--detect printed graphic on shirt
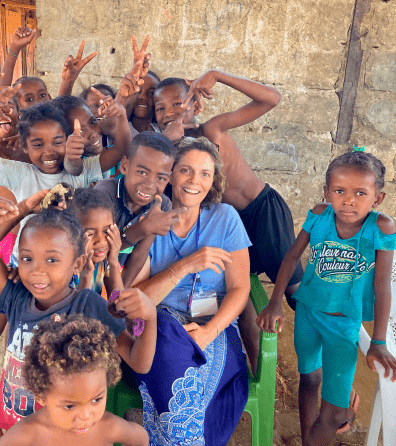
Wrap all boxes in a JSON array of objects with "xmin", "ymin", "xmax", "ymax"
[
  {"xmin": 309, "ymin": 241, "xmax": 375, "ymax": 283},
  {"xmin": 0, "ymin": 324, "xmax": 41, "ymax": 429}
]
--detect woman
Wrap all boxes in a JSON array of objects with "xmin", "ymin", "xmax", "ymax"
[{"xmin": 126, "ymin": 137, "xmax": 251, "ymax": 446}]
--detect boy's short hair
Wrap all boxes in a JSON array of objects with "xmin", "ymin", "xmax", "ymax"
[
  {"xmin": 17, "ymin": 102, "xmax": 70, "ymax": 144},
  {"xmin": 80, "ymin": 83, "xmax": 116, "ymax": 100},
  {"xmin": 127, "ymin": 131, "xmax": 176, "ymax": 159},
  {"xmin": 21, "ymin": 208, "xmax": 85, "ymax": 258},
  {"xmin": 22, "ymin": 314, "xmax": 121, "ymax": 397},
  {"xmin": 155, "ymin": 78, "xmax": 195, "ymax": 102},
  {"xmin": 174, "ymin": 137, "xmax": 226, "ymax": 208},
  {"xmin": 51, "ymin": 95, "xmax": 90, "ymax": 134},
  {"xmin": 68, "ymin": 187, "xmax": 115, "ymax": 221}
]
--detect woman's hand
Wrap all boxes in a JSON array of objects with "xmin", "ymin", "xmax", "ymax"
[
  {"xmin": 178, "ymin": 246, "xmax": 232, "ymax": 276},
  {"xmin": 367, "ymin": 344, "xmax": 396, "ymax": 381},
  {"xmin": 183, "ymin": 321, "xmax": 217, "ymax": 351}
]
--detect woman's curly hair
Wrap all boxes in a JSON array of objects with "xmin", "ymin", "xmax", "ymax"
[
  {"xmin": 22, "ymin": 314, "xmax": 121, "ymax": 398},
  {"xmin": 174, "ymin": 137, "xmax": 226, "ymax": 209}
]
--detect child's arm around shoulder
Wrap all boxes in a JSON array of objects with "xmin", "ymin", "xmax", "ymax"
[
  {"xmin": 256, "ymin": 203, "xmax": 328, "ymax": 333},
  {"xmin": 367, "ymin": 213, "xmax": 396, "ymax": 381},
  {"xmin": 102, "ymin": 411, "xmax": 149, "ymax": 446},
  {"xmin": 185, "ymin": 70, "xmax": 281, "ymax": 137}
]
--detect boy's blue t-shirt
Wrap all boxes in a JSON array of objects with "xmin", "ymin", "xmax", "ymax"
[
  {"xmin": 0, "ymin": 280, "xmax": 125, "ymax": 429},
  {"xmin": 293, "ymin": 205, "xmax": 396, "ymax": 321}
]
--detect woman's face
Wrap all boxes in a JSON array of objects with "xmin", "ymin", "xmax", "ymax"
[{"xmin": 170, "ymin": 149, "xmax": 215, "ymax": 208}]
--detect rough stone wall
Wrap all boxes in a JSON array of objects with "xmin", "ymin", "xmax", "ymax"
[{"xmin": 35, "ymin": 0, "xmax": 396, "ymax": 226}]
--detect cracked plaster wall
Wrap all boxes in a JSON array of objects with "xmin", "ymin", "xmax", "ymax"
[{"xmin": 35, "ymin": 0, "xmax": 396, "ymax": 227}]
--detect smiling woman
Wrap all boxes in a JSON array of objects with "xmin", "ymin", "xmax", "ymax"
[{"xmin": 129, "ymin": 137, "xmax": 252, "ymax": 446}]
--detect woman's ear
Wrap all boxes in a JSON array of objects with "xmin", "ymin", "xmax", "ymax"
[{"xmin": 372, "ymin": 191, "xmax": 386, "ymax": 208}]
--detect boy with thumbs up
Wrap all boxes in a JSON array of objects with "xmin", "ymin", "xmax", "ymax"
[{"xmin": 94, "ymin": 131, "xmax": 186, "ymax": 283}]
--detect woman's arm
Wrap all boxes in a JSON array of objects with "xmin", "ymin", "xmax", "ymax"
[{"xmin": 184, "ymin": 248, "xmax": 250, "ymax": 351}]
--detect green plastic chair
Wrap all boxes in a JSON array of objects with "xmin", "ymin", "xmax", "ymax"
[{"xmin": 106, "ymin": 274, "xmax": 277, "ymax": 446}]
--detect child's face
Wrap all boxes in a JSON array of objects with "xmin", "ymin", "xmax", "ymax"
[
  {"xmin": 154, "ymin": 84, "xmax": 198, "ymax": 131},
  {"xmin": 18, "ymin": 227, "xmax": 84, "ymax": 310},
  {"xmin": 23, "ymin": 119, "xmax": 67, "ymax": 174},
  {"xmin": 120, "ymin": 145, "xmax": 174, "ymax": 212},
  {"xmin": 17, "ymin": 80, "xmax": 51, "ymax": 110},
  {"xmin": 324, "ymin": 166, "xmax": 385, "ymax": 227},
  {"xmin": 80, "ymin": 208, "xmax": 114, "ymax": 263},
  {"xmin": 0, "ymin": 98, "xmax": 18, "ymax": 140},
  {"xmin": 133, "ymin": 73, "xmax": 159, "ymax": 120},
  {"xmin": 68, "ymin": 105, "xmax": 103, "ymax": 156},
  {"xmin": 37, "ymin": 368, "xmax": 107, "ymax": 435}
]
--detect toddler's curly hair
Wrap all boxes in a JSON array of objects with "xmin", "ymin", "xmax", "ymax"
[{"xmin": 22, "ymin": 314, "xmax": 121, "ymax": 397}]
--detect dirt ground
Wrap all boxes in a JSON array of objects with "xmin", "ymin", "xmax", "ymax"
[{"xmin": 227, "ymin": 280, "xmax": 382, "ymax": 446}]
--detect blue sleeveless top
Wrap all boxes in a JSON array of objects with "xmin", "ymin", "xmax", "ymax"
[{"xmin": 293, "ymin": 205, "xmax": 396, "ymax": 321}]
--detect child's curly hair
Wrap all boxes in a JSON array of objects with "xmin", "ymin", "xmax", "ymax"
[{"xmin": 22, "ymin": 314, "xmax": 121, "ymax": 397}]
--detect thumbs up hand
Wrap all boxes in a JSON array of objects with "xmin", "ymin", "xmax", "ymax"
[{"xmin": 65, "ymin": 119, "xmax": 85, "ymax": 160}]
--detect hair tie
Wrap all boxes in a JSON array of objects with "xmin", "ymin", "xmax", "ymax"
[{"xmin": 352, "ymin": 145, "xmax": 365, "ymax": 152}]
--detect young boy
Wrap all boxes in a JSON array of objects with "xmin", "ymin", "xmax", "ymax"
[
  {"xmin": 93, "ymin": 131, "xmax": 186, "ymax": 282},
  {"xmin": 154, "ymin": 71, "xmax": 304, "ymax": 370}
]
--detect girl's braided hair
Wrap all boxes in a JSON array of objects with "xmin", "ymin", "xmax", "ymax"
[{"xmin": 22, "ymin": 313, "xmax": 121, "ymax": 397}]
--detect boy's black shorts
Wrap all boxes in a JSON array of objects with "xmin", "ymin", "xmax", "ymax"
[{"xmin": 238, "ymin": 184, "xmax": 303, "ymax": 287}]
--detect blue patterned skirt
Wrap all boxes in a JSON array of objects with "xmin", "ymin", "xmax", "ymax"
[{"xmin": 132, "ymin": 308, "xmax": 248, "ymax": 446}]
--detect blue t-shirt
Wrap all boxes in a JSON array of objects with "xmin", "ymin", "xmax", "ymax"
[
  {"xmin": 293, "ymin": 205, "xmax": 396, "ymax": 321},
  {"xmin": 0, "ymin": 280, "xmax": 125, "ymax": 429},
  {"xmin": 149, "ymin": 204, "xmax": 251, "ymax": 319}
]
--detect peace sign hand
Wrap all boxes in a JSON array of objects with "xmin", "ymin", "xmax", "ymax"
[
  {"xmin": 118, "ymin": 60, "xmax": 144, "ymax": 98},
  {"xmin": 91, "ymin": 87, "xmax": 126, "ymax": 119},
  {"xmin": 61, "ymin": 40, "xmax": 98, "ymax": 83},
  {"xmin": 181, "ymin": 70, "xmax": 218, "ymax": 112},
  {"xmin": 162, "ymin": 111, "xmax": 199, "ymax": 143}
]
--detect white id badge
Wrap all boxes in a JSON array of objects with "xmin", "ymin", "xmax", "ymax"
[{"xmin": 190, "ymin": 291, "xmax": 218, "ymax": 317}]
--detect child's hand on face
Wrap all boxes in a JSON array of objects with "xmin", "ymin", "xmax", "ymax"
[
  {"xmin": 61, "ymin": 40, "xmax": 97, "ymax": 83},
  {"xmin": 118, "ymin": 60, "xmax": 145, "ymax": 98},
  {"xmin": 65, "ymin": 119, "xmax": 84, "ymax": 161},
  {"xmin": 81, "ymin": 232, "xmax": 95, "ymax": 275},
  {"xmin": 256, "ymin": 300, "xmax": 285, "ymax": 334},
  {"xmin": 366, "ymin": 344, "xmax": 396, "ymax": 382},
  {"xmin": 10, "ymin": 27, "xmax": 36, "ymax": 53},
  {"xmin": 143, "ymin": 195, "xmax": 187, "ymax": 236},
  {"xmin": 114, "ymin": 288, "xmax": 157, "ymax": 322},
  {"xmin": 106, "ymin": 224, "xmax": 122, "ymax": 266},
  {"xmin": 90, "ymin": 87, "xmax": 127, "ymax": 119},
  {"xmin": 162, "ymin": 110, "xmax": 199, "ymax": 143},
  {"xmin": 181, "ymin": 70, "xmax": 217, "ymax": 112}
]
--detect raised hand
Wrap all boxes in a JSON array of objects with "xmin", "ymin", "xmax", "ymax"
[
  {"xmin": 181, "ymin": 70, "xmax": 217, "ymax": 112},
  {"xmin": 143, "ymin": 195, "xmax": 187, "ymax": 236},
  {"xmin": 65, "ymin": 119, "xmax": 84, "ymax": 160},
  {"xmin": 118, "ymin": 60, "xmax": 144, "ymax": 98},
  {"xmin": 19, "ymin": 189, "xmax": 51, "ymax": 216},
  {"xmin": 10, "ymin": 27, "xmax": 36, "ymax": 54},
  {"xmin": 61, "ymin": 40, "xmax": 98, "ymax": 83},
  {"xmin": 162, "ymin": 111, "xmax": 199, "ymax": 143},
  {"xmin": 0, "ymin": 197, "xmax": 19, "ymax": 224},
  {"xmin": 107, "ymin": 224, "xmax": 122, "ymax": 266},
  {"xmin": 0, "ymin": 85, "xmax": 21, "ymax": 123},
  {"xmin": 91, "ymin": 87, "xmax": 126, "ymax": 118},
  {"xmin": 132, "ymin": 35, "xmax": 150, "ymax": 65}
]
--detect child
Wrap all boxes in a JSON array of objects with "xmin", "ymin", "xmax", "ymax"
[
  {"xmin": 0, "ymin": 191, "xmax": 157, "ymax": 432},
  {"xmin": 93, "ymin": 131, "xmax": 186, "ymax": 285},
  {"xmin": 51, "ymin": 92, "xmax": 131, "ymax": 175},
  {"xmin": 68, "ymin": 187, "xmax": 123, "ymax": 296},
  {"xmin": 0, "ymin": 314, "xmax": 149, "ymax": 446},
  {"xmin": 153, "ymin": 71, "xmax": 303, "ymax": 371},
  {"xmin": 12, "ymin": 77, "xmax": 51, "ymax": 111},
  {"xmin": 257, "ymin": 151, "xmax": 396, "ymax": 446}
]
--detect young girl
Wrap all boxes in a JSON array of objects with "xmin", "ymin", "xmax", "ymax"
[
  {"xmin": 12, "ymin": 77, "xmax": 51, "ymax": 110},
  {"xmin": 257, "ymin": 151, "xmax": 396, "ymax": 446},
  {"xmin": 68, "ymin": 187, "xmax": 123, "ymax": 296},
  {"xmin": 0, "ymin": 191, "xmax": 157, "ymax": 433},
  {"xmin": 0, "ymin": 313, "xmax": 149, "ymax": 446}
]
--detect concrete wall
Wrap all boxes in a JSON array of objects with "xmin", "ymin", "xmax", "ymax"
[{"xmin": 35, "ymin": 0, "xmax": 396, "ymax": 226}]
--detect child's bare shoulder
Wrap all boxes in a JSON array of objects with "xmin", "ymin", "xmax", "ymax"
[
  {"xmin": 0, "ymin": 415, "xmax": 41, "ymax": 445},
  {"xmin": 376, "ymin": 213, "xmax": 395, "ymax": 235},
  {"xmin": 312, "ymin": 203, "xmax": 329, "ymax": 215}
]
